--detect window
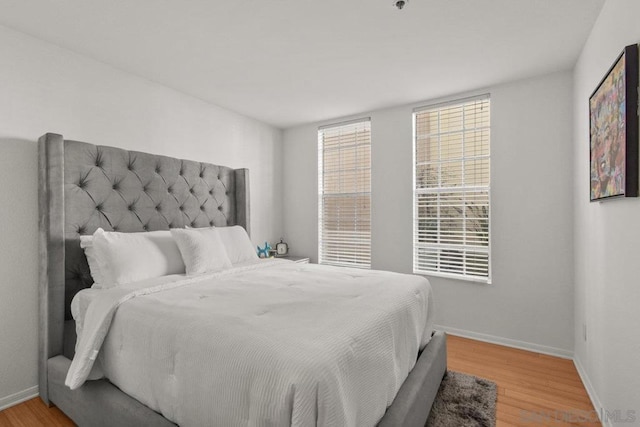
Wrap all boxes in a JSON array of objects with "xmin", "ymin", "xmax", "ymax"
[
  {"xmin": 413, "ymin": 95, "xmax": 490, "ymax": 282},
  {"xmin": 318, "ymin": 118, "xmax": 371, "ymax": 268}
]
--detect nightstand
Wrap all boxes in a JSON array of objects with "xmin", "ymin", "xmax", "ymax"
[{"xmin": 277, "ymin": 255, "xmax": 310, "ymax": 264}]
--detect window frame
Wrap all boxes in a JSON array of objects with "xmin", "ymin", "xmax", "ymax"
[
  {"xmin": 412, "ymin": 94, "xmax": 491, "ymax": 284},
  {"xmin": 318, "ymin": 117, "xmax": 372, "ymax": 269}
]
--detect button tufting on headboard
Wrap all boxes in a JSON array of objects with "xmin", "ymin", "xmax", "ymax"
[{"xmin": 61, "ymin": 139, "xmax": 244, "ymax": 320}]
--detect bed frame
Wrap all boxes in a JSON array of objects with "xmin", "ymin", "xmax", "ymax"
[{"xmin": 38, "ymin": 133, "xmax": 446, "ymax": 426}]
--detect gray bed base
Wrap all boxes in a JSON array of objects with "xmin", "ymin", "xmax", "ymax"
[{"xmin": 39, "ymin": 133, "xmax": 446, "ymax": 426}]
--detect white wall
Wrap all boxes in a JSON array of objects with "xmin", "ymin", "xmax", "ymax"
[
  {"xmin": 283, "ymin": 71, "xmax": 575, "ymax": 355},
  {"xmin": 0, "ymin": 25, "xmax": 283, "ymax": 407},
  {"xmin": 573, "ymin": 1, "xmax": 640, "ymax": 424}
]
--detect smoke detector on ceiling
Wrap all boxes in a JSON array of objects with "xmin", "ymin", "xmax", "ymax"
[{"xmin": 394, "ymin": 0, "xmax": 408, "ymax": 10}]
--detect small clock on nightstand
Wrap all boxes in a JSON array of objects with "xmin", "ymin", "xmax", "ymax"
[{"xmin": 275, "ymin": 238, "xmax": 289, "ymax": 256}]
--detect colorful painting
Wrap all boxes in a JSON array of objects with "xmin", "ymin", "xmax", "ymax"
[{"xmin": 589, "ymin": 44, "xmax": 639, "ymax": 201}]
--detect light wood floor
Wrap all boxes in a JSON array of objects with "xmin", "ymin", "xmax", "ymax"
[
  {"xmin": 447, "ymin": 335, "xmax": 600, "ymax": 427},
  {"xmin": 0, "ymin": 335, "xmax": 599, "ymax": 426}
]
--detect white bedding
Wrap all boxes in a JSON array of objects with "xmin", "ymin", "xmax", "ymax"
[{"xmin": 68, "ymin": 260, "xmax": 434, "ymax": 427}]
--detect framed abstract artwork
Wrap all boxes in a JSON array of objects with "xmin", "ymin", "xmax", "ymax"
[{"xmin": 589, "ymin": 44, "xmax": 639, "ymax": 201}]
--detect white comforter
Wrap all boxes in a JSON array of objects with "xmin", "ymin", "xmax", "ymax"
[{"xmin": 68, "ymin": 260, "xmax": 434, "ymax": 427}]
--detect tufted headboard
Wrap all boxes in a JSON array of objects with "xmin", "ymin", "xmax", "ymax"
[{"xmin": 38, "ymin": 133, "xmax": 250, "ymax": 403}]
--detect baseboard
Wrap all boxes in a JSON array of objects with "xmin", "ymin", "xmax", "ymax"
[
  {"xmin": 574, "ymin": 356, "xmax": 608, "ymax": 426},
  {"xmin": 0, "ymin": 385, "xmax": 39, "ymax": 412},
  {"xmin": 435, "ymin": 325, "xmax": 574, "ymax": 359}
]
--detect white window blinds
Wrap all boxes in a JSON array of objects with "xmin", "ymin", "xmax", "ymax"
[
  {"xmin": 413, "ymin": 95, "xmax": 491, "ymax": 282},
  {"xmin": 318, "ymin": 119, "xmax": 371, "ymax": 268}
]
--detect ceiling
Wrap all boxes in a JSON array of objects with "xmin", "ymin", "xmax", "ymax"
[{"xmin": 0, "ymin": 0, "xmax": 604, "ymax": 129}]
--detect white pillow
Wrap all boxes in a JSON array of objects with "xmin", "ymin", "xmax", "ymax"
[
  {"xmin": 170, "ymin": 227, "xmax": 232, "ymax": 275},
  {"xmin": 86, "ymin": 228, "xmax": 185, "ymax": 288},
  {"xmin": 216, "ymin": 226, "xmax": 258, "ymax": 265}
]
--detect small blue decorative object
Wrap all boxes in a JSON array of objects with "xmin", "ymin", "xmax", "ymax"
[{"xmin": 257, "ymin": 242, "xmax": 271, "ymax": 258}]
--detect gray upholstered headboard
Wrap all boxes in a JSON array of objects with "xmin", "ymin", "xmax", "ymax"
[{"xmin": 38, "ymin": 133, "xmax": 250, "ymax": 403}]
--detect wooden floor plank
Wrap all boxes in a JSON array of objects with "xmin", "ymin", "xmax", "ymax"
[
  {"xmin": 448, "ymin": 340, "xmax": 576, "ymax": 370},
  {"xmin": 448, "ymin": 348, "xmax": 583, "ymax": 382},
  {"xmin": 0, "ymin": 400, "xmax": 73, "ymax": 427},
  {"xmin": 0, "ymin": 412, "xmax": 11, "ymax": 427},
  {"xmin": 450, "ymin": 359, "xmax": 586, "ymax": 389},
  {"xmin": 0, "ymin": 334, "xmax": 600, "ymax": 426}
]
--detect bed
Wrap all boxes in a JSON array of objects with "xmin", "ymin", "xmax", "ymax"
[{"xmin": 38, "ymin": 133, "xmax": 447, "ymax": 426}]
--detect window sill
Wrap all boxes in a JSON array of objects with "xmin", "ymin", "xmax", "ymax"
[{"xmin": 413, "ymin": 270, "xmax": 492, "ymax": 285}]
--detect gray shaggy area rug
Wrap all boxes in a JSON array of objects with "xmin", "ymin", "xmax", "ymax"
[{"xmin": 426, "ymin": 371, "xmax": 497, "ymax": 427}]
